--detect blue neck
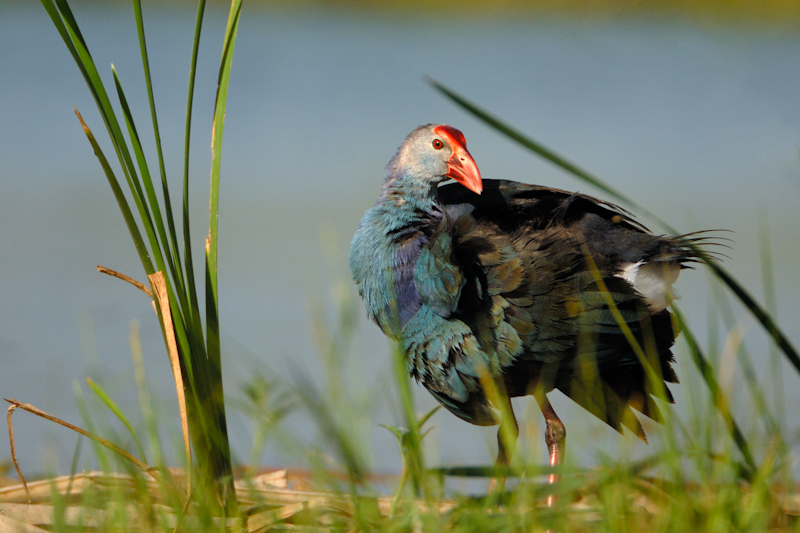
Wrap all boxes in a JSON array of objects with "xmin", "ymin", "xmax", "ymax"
[{"xmin": 378, "ymin": 169, "xmax": 442, "ymax": 215}]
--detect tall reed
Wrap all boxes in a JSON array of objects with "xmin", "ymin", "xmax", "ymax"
[{"xmin": 41, "ymin": 0, "xmax": 243, "ymax": 514}]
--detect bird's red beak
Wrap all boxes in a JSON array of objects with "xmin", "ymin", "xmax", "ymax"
[{"xmin": 434, "ymin": 125, "xmax": 483, "ymax": 195}]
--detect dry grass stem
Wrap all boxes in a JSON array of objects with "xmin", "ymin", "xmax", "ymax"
[
  {"xmin": 0, "ymin": 470, "xmax": 458, "ymax": 531},
  {"xmin": 4, "ymin": 400, "xmax": 153, "ymax": 478},
  {"xmin": 0, "ymin": 512, "xmax": 49, "ymax": 532},
  {"xmin": 5, "ymin": 403, "xmax": 30, "ymax": 503},
  {"xmin": 96, "ymin": 266, "xmax": 154, "ymax": 298},
  {"xmin": 0, "ymin": 501, "xmax": 241, "ymax": 530},
  {"xmin": 147, "ymin": 271, "xmax": 192, "ymax": 499}
]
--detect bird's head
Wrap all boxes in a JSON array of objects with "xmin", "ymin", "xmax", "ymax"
[{"xmin": 388, "ymin": 124, "xmax": 482, "ymax": 195}]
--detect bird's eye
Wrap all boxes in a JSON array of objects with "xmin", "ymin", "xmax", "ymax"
[{"xmin": 432, "ymin": 139, "xmax": 444, "ymax": 150}]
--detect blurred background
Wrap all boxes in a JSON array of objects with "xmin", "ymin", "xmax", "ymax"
[{"xmin": 1, "ymin": 0, "xmax": 799, "ymax": 484}]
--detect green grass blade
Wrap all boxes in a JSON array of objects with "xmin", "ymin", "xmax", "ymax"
[
  {"xmin": 429, "ymin": 79, "xmax": 800, "ymax": 378},
  {"xmin": 294, "ymin": 371, "xmax": 367, "ymax": 485},
  {"xmin": 54, "ymin": 0, "xmax": 147, "ymax": 205},
  {"xmin": 181, "ymin": 0, "xmax": 208, "ymax": 382},
  {"xmin": 428, "ymin": 78, "xmax": 642, "ymax": 212},
  {"xmin": 112, "ymin": 66, "xmax": 188, "ymax": 313},
  {"xmin": 46, "ymin": 0, "xmax": 167, "ymax": 280},
  {"xmin": 206, "ymin": 0, "xmax": 242, "ymax": 367},
  {"xmin": 672, "ymin": 306, "xmax": 757, "ymax": 479},
  {"xmin": 130, "ymin": 320, "xmax": 163, "ymax": 467},
  {"xmin": 391, "ymin": 343, "xmax": 432, "ymax": 500},
  {"xmin": 110, "ymin": 67, "xmax": 201, "ymax": 376},
  {"xmin": 709, "ymin": 276, "xmax": 780, "ymax": 438},
  {"xmin": 132, "ymin": 0, "xmax": 184, "ymax": 286},
  {"xmin": 72, "ymin": 381, "xmax": 111, "ymax": 473},
  {"xmin": 74, "ymin": 110, "xmax": 153, "ymax": 274},
  {"xmin": 704, "ymin": 259, "xmax": 800, "ymax": 374},
  {"xmin": 198, "ymin": 0, "xmax": 243, "ymax": 514},
  {"xmin": 758, "ymin": 213, "xmax": 784, "ymax": 425},
  {"xmin": 85, "ymin": 377, "xmax": 148, "ymax": 463},
  {"xmin": 40, "ymin": 1, "xmax": 92, "ymax": 94}
]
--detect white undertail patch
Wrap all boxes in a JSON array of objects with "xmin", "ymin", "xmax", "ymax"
[{"xmin": 617, "ymin": 261, "xmax": 681, "ymax": 312}]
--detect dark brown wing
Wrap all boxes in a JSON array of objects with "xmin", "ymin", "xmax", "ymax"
[{"xmin": 438, "ymin": 179, "xmax": 684, "ymax": 437}]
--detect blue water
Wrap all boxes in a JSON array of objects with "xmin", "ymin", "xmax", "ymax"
[{"xmin": 2, "ymin": 2, "xmax": 799, "ymax": 482}]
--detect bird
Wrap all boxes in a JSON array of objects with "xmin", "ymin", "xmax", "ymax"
[{"xmin": 349, "ymin": 123, "xmax": 713, "ymax": 493}]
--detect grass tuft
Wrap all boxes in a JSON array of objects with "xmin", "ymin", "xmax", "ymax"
[{"xmin": 38, "ymin": 0, "xmax": 244, "ymax": 515}]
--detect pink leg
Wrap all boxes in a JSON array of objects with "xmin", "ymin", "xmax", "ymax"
[{"xmin": 537, "ymin": 396, "xmax": 566, "ymax": 507}]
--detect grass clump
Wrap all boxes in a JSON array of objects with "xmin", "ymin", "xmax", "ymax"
[{"xmin": 34, "ymin": 0, "xmax": 243, "ymax": 516}]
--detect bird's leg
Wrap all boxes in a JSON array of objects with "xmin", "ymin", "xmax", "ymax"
[
  {"xmin": 488, "ymin": 393, "xmax": 518, "ymax": 494},
  {"xmin": 536, "ymin": 395, "xmax": 566, "ymax": 507}
]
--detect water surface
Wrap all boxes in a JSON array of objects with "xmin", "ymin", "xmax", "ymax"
[{"xmin": 1, "ymin": 3, "xmax": 799, "ymax": 479}]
